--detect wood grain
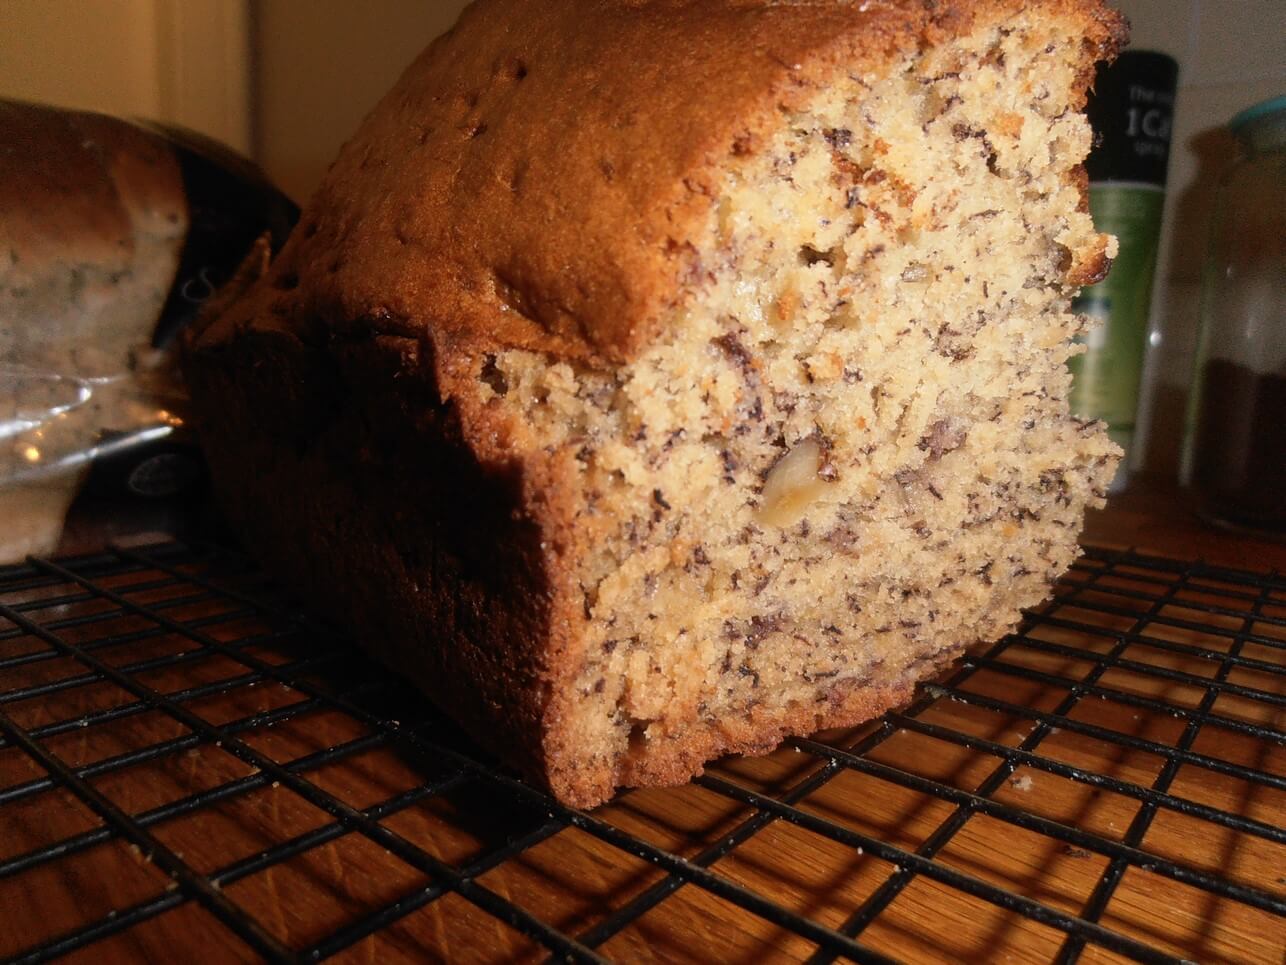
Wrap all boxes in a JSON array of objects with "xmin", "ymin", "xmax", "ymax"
[{"xmin": 1, "ymin": 482, "xmax": 1282, "ymax": 963}]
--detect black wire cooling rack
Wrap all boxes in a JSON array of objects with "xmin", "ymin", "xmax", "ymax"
[{"xmin": 0, "ymin": 540, "xmax": 1282, "ymax": 963}]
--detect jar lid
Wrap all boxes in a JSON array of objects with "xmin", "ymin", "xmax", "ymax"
[{"xmin": 1230, "ymin": 94, "xmax": 1286, "ymax": 133}]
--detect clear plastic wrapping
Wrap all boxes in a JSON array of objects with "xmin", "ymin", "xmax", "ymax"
[{"xmin": 0, "ymin": 100, "xmax": 296, "ymax": 561}]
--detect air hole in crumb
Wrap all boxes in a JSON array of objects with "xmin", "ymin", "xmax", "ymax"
[
  {"xmin": 509, "ymin": 162, "xmax": 527, "ymax": 193},
  {"xmin": 870, "ymin": 384, "xmax": 884, "ymax": 412},
  {"xmin": 479, "ymin": 355, "xmax": 508, "ymax": 395},
  {"xmin": 1054, "ymin": 243, "xmax": 1074, "ymax": 272},
  {"xmin": 468, "ymin": 122, "xmax": 488, "ymax": 139},
  {"xmin": 799, "ymin": 245, "xmax": 836, "ymax": 268},
  {"xmin": 627, "ymin": 721, "xmax": 649, "ymax": 756}
]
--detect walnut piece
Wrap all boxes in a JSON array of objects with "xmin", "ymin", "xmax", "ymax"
[{"xmin": 757, "ymin": 437, "xmax": 828, "ymax": 528}]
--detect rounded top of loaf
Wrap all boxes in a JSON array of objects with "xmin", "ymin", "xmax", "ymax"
[{"xmin": 197, "ymin": 0, "xmax": 1125, "ymax": 365}]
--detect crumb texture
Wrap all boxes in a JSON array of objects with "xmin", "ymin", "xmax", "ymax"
[{"xmin": 475, "ymin": 14, "xmax": 1118, "ymax": 803}]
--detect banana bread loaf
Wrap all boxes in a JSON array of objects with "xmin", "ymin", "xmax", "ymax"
[{"xmin": 186, "ymin": 0, "xmax": 1125, "ymax": 808}]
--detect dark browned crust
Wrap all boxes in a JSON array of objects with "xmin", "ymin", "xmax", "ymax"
[
  {"xmin": 1066, "ymin": 247, "xmax": 1114, "ymax": 288},
  {"xmin": 612, "ymin": 657, "xmax": 957, "ymax": 800},
  {"xmin": 187, "ymin": 319, "xmax": 562, "ymax": 783},
  {"xmin": 186, "ymin": 0, "xmax": 1127, "ymax": 809}
]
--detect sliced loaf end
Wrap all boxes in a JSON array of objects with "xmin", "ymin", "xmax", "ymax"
[{"xmin": 476, "ymin": 10, "xmax": 1121, "ymax": 806}]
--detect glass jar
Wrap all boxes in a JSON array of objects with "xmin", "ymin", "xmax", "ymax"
[{"xmin": 1186, "ymin": 95, "xmax": 1286, "ymax": 533}]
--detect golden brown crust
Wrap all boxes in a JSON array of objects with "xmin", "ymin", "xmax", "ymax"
[
  {"xmin": 194, "ymin": 0, "xmax": 1124, "ymax": 367},
  {"xmin": 607, "ymin": 676, "xmax": 924, "ymax": 806},
  {"xmin": 187, "ymin": 0, "xmax": 1126, "ymax": 809}
]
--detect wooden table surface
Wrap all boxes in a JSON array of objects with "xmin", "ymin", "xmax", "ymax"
[
  {"xmin": 1, "ymin": 476, "xmax": 1282, "ymax": 963},
  {"xmin": 1083, "ymin": 474, "xmax": 1286, "ymax": 573}
]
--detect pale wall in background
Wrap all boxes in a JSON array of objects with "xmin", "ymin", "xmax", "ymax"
[
  {"xmin": 251, "ymin": 0, "xmax": 471, "ymax": 203},
  {"xmin": 1113, "ymin": 0, "xmax": 1286, "ymax": 477},
  {"xmin": 0, "ymin": 0, "xmax": 252, "ymax": 153}
]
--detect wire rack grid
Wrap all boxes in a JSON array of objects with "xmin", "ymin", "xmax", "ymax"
[{"xmin": 0, "ymin": 540, "xmax": 1282, "ymax": 963}]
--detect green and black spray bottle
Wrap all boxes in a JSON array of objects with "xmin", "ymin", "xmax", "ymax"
[{"xmin": 1070, "ymin": 50, "xmax": 1178, "ymax": 490}]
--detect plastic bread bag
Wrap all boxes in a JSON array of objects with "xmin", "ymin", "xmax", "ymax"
[{"xmin": 0, "ymin": 99, "xmax": 297, "ymax": 563}]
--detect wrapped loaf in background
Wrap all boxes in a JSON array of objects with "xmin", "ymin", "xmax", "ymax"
[{"xmin": 0, "ymin": 100, "xmax": 296, "ymax": 563}]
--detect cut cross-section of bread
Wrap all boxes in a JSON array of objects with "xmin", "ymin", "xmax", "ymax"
[{"xmin": 186, "ymin": 0, "xmax": 1125, "ymax": 808}]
